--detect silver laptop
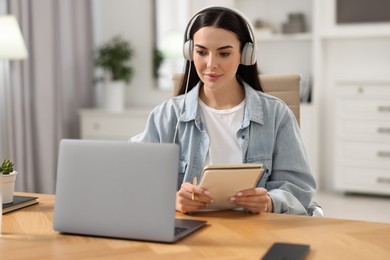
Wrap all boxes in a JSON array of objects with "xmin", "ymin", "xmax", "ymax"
[{"xmin": 53, "ymin": 139, "xmax": 206, "ymax": 243}]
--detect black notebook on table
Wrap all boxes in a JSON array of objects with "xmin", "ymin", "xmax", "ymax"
[{"xmin": 2, "ymin": 195, "xmax": 39, "ymax": 214}]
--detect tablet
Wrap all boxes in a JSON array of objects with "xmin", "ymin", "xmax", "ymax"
[{"xmin": 197, "ymin": 164, "xmax": 264, "ymax": 210}]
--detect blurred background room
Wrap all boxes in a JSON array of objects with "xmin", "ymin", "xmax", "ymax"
[{"xmin": 1, "ymin": 0, "xmax": 389, "ymax": 222}]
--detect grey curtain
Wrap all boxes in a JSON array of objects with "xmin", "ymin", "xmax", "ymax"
[{"xmin": 3, "ymin": 0, "xmax": 94, "ymax": 194}]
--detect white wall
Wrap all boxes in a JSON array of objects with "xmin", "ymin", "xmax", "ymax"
[{"xmin": 94, "ymin": 0, "xmax": 171, "ymax": 109}]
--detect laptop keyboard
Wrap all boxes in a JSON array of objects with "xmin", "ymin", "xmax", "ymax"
[{"xmin": 174, "ymin": 227, "xmax": 188, "ymax": 236}]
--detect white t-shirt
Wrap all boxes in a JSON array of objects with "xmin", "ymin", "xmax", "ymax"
[{"xmin": 199, "ymin": 98, "xmax": 245, "ymax": 165}]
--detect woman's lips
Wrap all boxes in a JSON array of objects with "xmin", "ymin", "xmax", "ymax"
[{"xmin": 205, "ymin": 73, "xmax": 222, "ymax": 81}]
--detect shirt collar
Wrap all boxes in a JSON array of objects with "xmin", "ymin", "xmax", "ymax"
[
  {"xmin": 242, "ymin": 81, "xmax": 264, "ymax": 126},
  {"xmin": 179, "ymin": 82, "xmax": 200, "ymax": 122}
]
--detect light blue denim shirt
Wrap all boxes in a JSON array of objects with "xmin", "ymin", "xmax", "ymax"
[{"xmin": 130, "ymin": 82, "xmax": 316, "ymax": 215}]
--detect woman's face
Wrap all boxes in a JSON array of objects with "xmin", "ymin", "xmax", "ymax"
[{"xmin": 192, "ymin": 26, "xmax": 241, "ymax": 92}]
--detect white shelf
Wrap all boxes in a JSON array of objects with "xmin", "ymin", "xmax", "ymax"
[
  {"xmin": 322, "ymin": 31, "xmax": 390, "ymax": 40},
  {"xmin": 256, "ymin": 32, "xmax": 312, "ymax": 42},
  {"xmin": 336, "ymin": 80, "xmax": 390, "ymax": 86},
  {"xmin": 321, "ymin": 24, "xmax": 390, "ymax": 40}
]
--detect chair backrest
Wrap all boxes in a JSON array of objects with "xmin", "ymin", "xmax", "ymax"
[{"xmin": 172, "ymin": 73, "xmax": 301, "ymax": 125}]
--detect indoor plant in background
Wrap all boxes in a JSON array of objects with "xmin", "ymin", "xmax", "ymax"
[
  {"xmin": 94, "ymin": 36, "xmax": 135, "ymax": 112},
  {"xmin": 1, "ymin": 159, "xmax": 18, "ymax": 204},
  {"xmin": 153, "ymin": 48, "xmax": 164, "ymax": 81}
]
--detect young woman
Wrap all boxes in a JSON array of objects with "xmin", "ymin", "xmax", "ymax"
[{"xmin": 131, "ymin": 7, "xmax": 316, "ymax": 215}]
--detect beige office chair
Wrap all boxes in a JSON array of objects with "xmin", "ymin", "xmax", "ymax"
[{"xmin": 172, "ymin": 73, "xmax": 323, "ymax": 216}]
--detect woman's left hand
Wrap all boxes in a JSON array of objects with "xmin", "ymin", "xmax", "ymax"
[{"xmin": 229, "ymin": 187, "xmax": 272, "ymax": 214}]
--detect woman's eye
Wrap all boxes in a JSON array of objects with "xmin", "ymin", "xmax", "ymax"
[
  {"xmin": 220, "ymin": 52, "xmax": 230, "ymax": 57},
  {"xmin": 196, "ymin": 50, "xmax": 206, "ymax": 56}
]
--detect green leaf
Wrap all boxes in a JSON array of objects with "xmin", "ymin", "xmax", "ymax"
[
  {"xmin": 1, "ymin": 159, "xmax": 14, "ymax": 175},
  {"xmin": 94, "ymin": 36, "xmax": 135, "ymax": 84}
]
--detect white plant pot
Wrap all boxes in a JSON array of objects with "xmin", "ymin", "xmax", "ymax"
[
  {"xmin": 103, "ymin": 81, "xmax": 126, "ymax": 112},
  {"xmin": 2, "ymin": 171, "xmax": 17, "ymax": 204}
]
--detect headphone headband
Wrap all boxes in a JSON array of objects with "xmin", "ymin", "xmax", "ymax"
[{"xmin": 183, "ymin": 6, "xmax": 257, "ymax": 65}]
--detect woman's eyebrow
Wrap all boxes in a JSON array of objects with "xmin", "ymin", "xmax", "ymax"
[{"xmin": 194, "ymin": 44, "xmax": 234, "ymax": 50}]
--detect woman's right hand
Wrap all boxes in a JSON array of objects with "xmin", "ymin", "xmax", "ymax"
[{"xmin": 176, "ymin": 182, "xmax": 213, "ymax": 213}]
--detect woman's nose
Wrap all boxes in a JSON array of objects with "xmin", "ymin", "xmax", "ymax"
[{"xmin": 207, "ymin": 54, "xmax": 218, "ymax": 68}]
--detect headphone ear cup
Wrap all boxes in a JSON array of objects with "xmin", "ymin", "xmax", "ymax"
[
  {"xmin": 183, "ymin": 39, "xmax": 194, "ymax": 61},
  {"xmin": 241, "ymin": 42, "xmax": 255, "ymax": 66}
]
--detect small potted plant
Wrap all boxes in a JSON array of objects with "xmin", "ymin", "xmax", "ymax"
[
  {"xmin": 94, "ymin": 35, "xmax": 135, "ymax": 112},
  {"xmin": 1, "ymin": 159, "xmax": 18, "ymax": 204}
]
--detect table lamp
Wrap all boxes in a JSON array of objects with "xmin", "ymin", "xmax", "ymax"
[
  {"xmin": 0, "ymin": 15, "xmax": 28, "ymax": 59},
  {"xmin": 0, "ymin": 15, "xmax": 28, "ymax": 220}
]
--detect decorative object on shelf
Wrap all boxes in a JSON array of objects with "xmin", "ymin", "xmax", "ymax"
[
  {"xmin": 253, "ymin": 19, "xmax": 274, "ymax": 37},
  {"xmin": 336, "ymin": 0, "xmax": 390, "ymax": 24},
  {"xmin": 1, "ymin": 159, "xmax": 18, "ymax": 204},
  {"xmin": 282, "ymin": 13, "xmax": 306, "ymax": 34},
  {"xmin": 94, "ymin": 36, "xmax": 135, "ymax": 112}
]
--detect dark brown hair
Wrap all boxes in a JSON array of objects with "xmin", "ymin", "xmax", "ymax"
[{"xmin": 177, "ymin": 7, "xmax": 263, "ymax": 95}]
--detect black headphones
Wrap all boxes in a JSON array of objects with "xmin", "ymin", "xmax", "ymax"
[{"xmin": 182, "ymin": 6, "xmax": 257, "ymax": 66}]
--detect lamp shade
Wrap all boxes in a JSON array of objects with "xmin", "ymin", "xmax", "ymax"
[{"xmin": 0, "ymin": 15, "xmax": 28, "ymax": 59}]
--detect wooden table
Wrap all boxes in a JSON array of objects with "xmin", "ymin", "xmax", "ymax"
[{"xmin": 1, "ymin": 193, "xmax": 390, "ymax": 259}]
